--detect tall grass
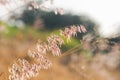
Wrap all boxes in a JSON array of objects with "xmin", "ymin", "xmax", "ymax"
[{"xmin": 8, "ymin": 25, "xmax": 87, "ymax": 80}]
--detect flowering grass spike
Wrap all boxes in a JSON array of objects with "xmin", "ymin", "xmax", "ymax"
[{"xmin": 9, "ymin": 25, "xmax": 87, "ymax": 80}]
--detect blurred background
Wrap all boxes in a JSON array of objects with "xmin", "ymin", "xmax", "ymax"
[{"xmin": 0, "ymin": 0, "xmax": 120, "ymax": 80}]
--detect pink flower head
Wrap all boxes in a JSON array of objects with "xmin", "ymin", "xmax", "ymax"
[
  {"xmin": 36, "ymin": 42, "xmax": 48, "ymax": 54},
  {"xmin": 70, "ymin": 25, "xmax": 77, "ymax": 36},
  {"xmin": 77, "ymin": 25, "xmax": 82, "ymax": 33},
  {"xmin": 80, "ymin": 25, "xmax": 87, "ymax": 33}
]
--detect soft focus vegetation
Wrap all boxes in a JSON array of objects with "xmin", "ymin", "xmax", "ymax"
[
  {"xmin": 0, "ymin": 0, "xmax": 120, "ymax": 80},
  {"xmin": 0, "ymin": 21, "xmax": 120, "ymax": 80}
]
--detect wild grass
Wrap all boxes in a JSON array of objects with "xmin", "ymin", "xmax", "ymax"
[{"xmin": 8, "ymin": 25, "xmax": 87, "ymax": 80}]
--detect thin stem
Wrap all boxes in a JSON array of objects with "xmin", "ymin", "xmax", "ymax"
[
  {"xmin": 48, "ymin": 68, "xmax": 53, "ymax": 80},
  {"xmin": 62, "ymin": 44, "xmax": 80, "ymax": 55},
  {"xmin": 59, "ymin": 44, "xmax": 81, "ymax": 58}
]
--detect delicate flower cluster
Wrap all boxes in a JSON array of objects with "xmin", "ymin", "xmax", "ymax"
[
  {"xmin": 35, "ymin": 34, "xmax": 64, "ymax": 56},
  {"xmin": 36, "ymin": 42, "xmax": 48, "ymax": 54},
  {"xmin": 60, "ymin": 25, "xmax": 87, "ymax": 42},
  {"xmin": 28, "ymin": 50, "xmax": 52, "ymax": 69},
  {"xmin": 9, "ymin": 25, "xmax": 87, "ymax": 80},
  {"xmin": 47, "ymin": 34, "xmax": 64, "ymax": 56},
  {"xmin": 9, "ymin": 59, "xmax": 39, "ymax": 80},
  {"xmin": 27, "ymin": 0, "xmax": 65, "ymax": 15},
  {"xmin": 9, "ymin": 51, "xmax": 52, "ymax": 80}
]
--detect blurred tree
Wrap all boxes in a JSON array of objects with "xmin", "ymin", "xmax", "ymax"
[
  {"xmin": 21, "ymin": 10, "xmax": 36, "ymax": 25},
  {"xmin": 108, "ymin": 36, "xmax": 120, "ymax": 43},
  {"xmin": 41, "ymin": 12, "xmax": 82, "ymax": 29},
  {"xmin": 5, "ymin": 0, "xmax": 96, "ymax": 35},
  {"xmin": 21, "ymin": 9, "xmax": 96, "ymax": 33},
  {"xmin": 19, "ymin": 0, "xmax": 97, "ymax": 37}
]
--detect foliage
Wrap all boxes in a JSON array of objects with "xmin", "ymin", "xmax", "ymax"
[{"xmin": 21, "ymin": 9, "xmax": 96, "ymax": 33}]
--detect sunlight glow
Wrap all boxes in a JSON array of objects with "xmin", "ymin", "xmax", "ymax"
[{"xmin": 51, "ymin": 0, "xmax": 120, "ymax": 37}]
